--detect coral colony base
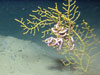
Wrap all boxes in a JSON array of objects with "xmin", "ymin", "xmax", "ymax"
[{"xmin": 15, "ymin": 0, "xmax": 100, "ymax": 74}]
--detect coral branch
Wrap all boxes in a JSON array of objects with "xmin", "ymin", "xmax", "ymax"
[{"xmin": 15, "ymin": 0, "xmax": 100, "ymax": 74}]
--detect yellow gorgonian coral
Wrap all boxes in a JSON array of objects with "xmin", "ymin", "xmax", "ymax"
[{"xmin": 15, "ymin": 0, "xmax": 100, "ymax": 74}]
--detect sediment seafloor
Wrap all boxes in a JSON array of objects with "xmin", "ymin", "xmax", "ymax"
[{"xmin": 0, "ymin": 35, "xmax": 100, "ymax": 75}]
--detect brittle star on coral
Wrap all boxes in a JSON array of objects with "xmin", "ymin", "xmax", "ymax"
[
  {"xmin": 44, "ymin": 37, "xmax": 63, "ymax": 50},
  {"xmin": 51, "ymin": 21, "xmax": 68, "ymax": 38},
  {"xmin": 65, "ymin": 36, "xmax": 75, "ymax": 50},
  {"xmin": 44, "ymin": 21, "xmax": 75, "ymax": 50}
]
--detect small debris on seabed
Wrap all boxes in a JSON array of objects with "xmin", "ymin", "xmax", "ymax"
[{"xmin": 18, "ymin": 49, "xmax": 23, "ymax": 52}]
